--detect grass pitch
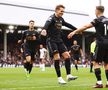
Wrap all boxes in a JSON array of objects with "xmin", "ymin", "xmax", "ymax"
[{"xmin": 0, "ymin": 67, "xmax": 107, "ymax": 90}]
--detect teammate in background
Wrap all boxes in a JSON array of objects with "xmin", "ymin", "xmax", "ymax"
[
  {"xmin": 39, "ymin": 44, "xmax": 47, "ymax": 71},
  {"xmin": 41, "ymin": 4, "xmax": 78, "ymax": 84},
  {"xmin": 18, "ymin": 20, "xmax": 40, "ymax": 79},
  {"xmin": 90, "ymin": 38, "xmax": 96, "ymax": 73},
  {"xmin": 68, "ymin": 6, "xmax": 108, "ymax": 88},
  {"xmin": 70, "ymin": 40, "xmax": 83, "ymax": 71},
  {"xmin": 20, "ymin": 42, "xmax": 28, "ymax": 74}
]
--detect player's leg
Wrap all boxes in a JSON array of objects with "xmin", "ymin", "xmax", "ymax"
[
  {"xmin": 104, "ymin": 63, "xmax": 108, "ymax": 88},
  {"xmin": 41, "ymin": 59, "xmax": 46, "ymax": 71},
  {"xmin": 62, "ymin": 51, "xmax": 71, "ymax": 75},
  {"xmin": 60, "ymin": 43, "xmax": 78, "ymax": 81},
  {"xmin": 53, "ymin": 52, "xmax": 61, "ymax": 77},
  {"xmin": 77, "ymin": 59, "xmax": 81, "ymax": 70},
  {"xmin": 73, "ymin": 55, "xmax": 80, "ymax": 71},
  {"xmin": 93, "ymin": 62, "xmax": 103, "ymax": 88},
  {"xmin": 22, "ymin": 55, "xmax": 31, "ymax": 79},
  {"xmin": 28, "ymin": 60, "xmax": 33, "ymax": 74},
  {"xmin": 62, "ymin": 51, "xmax": 78, "ymax": 81},
  {"xmin": 39, "ymin": 59, "xmax": 42, "ymax": 70},
  {"xmin": 93, "ymin": 46, "xmax": 103, "ymax": 88},
  {"xmin": 23, "ymin": 49, "xmax": 32, "ymax": 78},
  {"xmin": 28, "ymin": 51, "xmax": 36, "ymax": 74},
  {"xmin": 74, "ymin": 60, "xmax": 78, "ymax": 71},
  {"xmin": 90, "ymin": 62, "xmax": 93, "ymax": 73},
  {"xmin": 23, "ymin": 51, "xmax": 29, "ymax": 73},
  {"xmin": 54, "ymin": 52, "xmax": 67, "ymax": 84},
  {"xmin": 25, "ymin": 55, "xmax": 31, "ymax": 70},
  {"xmin": 39, "ymin": 52, "xmax": 44, "ymax": 71},
  {"xmin": 40, "ymin": 58, "xmax": 45, "ymax": 71},
  {"xmin": 103, "ymin": 48, "xmax": 108, "ymax": 88},
  {"xmin": 25, "ymin": 55, "xmax": 31, "ymax": 76},
  {"xmin": 90, "ymin": 53, "xmax": 94, "ymax": 73},
  {"xmin": 23, "ymin": 60, "xmax": 28, "ymax": 72},
  {"xmin": 47, "ymin": 41, "xmax": 66, "ymax": 84}
]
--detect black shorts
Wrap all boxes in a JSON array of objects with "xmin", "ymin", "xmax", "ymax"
[
  {"xmin": 72, "ymin": 54, "xmax": 80, "ymax": 61},
  {"xmin": 23, "ymin": 48, "xmax": 36, "ymax": 61},
  {"xmin": 94, "ymin": 45, "xmax": 108, "ymax": 63},
  {"xmin": 47, "ymin": 39, "xmax": 68, "ymax": 58}
]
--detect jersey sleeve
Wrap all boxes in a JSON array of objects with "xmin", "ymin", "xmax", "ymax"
[
  {"xmin": 62, "ymin": 18, "xmax": 77, "ymax": 30},
  {"xmin": 21, "ymin": 31, "xmax": 26, "ymax": 42},
  {"xmin": 35, "ymin": 31, "xmax": 40, "ymax": 38},
  {"xmin": 43, "ymin": 16, "xmax": 53, "ymax": 30},
  {"xmin": 44, "ymin": 48, "xmax": 47, "ymax": 52},
  {"xmin": 91, "ymin": 18, "xmax": 99, "ymax": 26},
  {"xmin": 79, "ymin": 45, "xmax": 81, "ymax": 49},
  {"xmin": 35, "ymin": 31, "xmax": 42, "ymax": 44},
  {"xmin": 70, "ymin": 46, "xmax": 73, "ymax": 51}
]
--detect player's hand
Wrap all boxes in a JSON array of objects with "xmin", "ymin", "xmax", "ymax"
[
  {"xmin": 32, "ymin": 36, "xmax": 36, "ymax": 40},
  {"xmin": 67, "ymin": 31, "xmax": 76, "ymax": 39},
  {"xmin": 41, "ymin": 29, "xmax": 47, "ymax": 36}
]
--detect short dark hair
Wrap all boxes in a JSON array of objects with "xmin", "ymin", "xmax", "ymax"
[
  {"xmin": 96, "ymin": 6, "xmax": 104, "ymax": 13},
  {"xmin": 29, "ymin": 20, "xmax": 35, "ymax": 23},
  {"xmin": 55, "ymin": 4, "xmax": 65, "ymax": 11}
]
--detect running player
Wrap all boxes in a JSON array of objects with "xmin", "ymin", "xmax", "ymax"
[
  {"xmin": 70, "ymin": 40, "xmax": 83, "ymax": 71},
  {"xmin": 41, "ymin": 4, "xmax": 78, "ymax": 84},
  {"xmin": 18, "ymin": 20, "xmax": 40, "ymax": 79},
  {"xmin": 68, "ymin": 6, "xmax": 108, "ymax": 88}
]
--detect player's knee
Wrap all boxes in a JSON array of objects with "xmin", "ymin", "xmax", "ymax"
[
  {"xmin": 53, "ymin": 53, "xmax": 60, "ymax": 60},
  {"xmin": 26, "ymin": 56, "xmax": 31, "ymax": 62},
  {"xmin": 104, "ymin": 64, "xmax": 108, "ymax": 69},
  {"xmin": 93, "ymin": 62, "xmax": 100, "ymax": 69},
  {"xmin": 62, "ymin": 52, "xmax": 70, "ymax": 60},
  {"xmin": 74, "ymin": 60, "xmax": 77, "ymax": 64},
  {"xmin": 78, "ymin": 61, "xmax": 81, "ymax": 64}
]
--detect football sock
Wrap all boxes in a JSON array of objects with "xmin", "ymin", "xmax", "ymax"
[
  {"xmin": 75, "ymin": 64, "xmax": 78, "ymax": 71},
  {"xmin": 65, "ymin": 58, "xmax": 71, "ymax": 75},
  {"xmin": 94, "ymin": 68, "xmax": 102, "ymax": 82},
  {"xmin": 54, "ymin": 60, "xmax": 61, "ymax": 77}
]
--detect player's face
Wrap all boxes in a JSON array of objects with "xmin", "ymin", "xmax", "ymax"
[
  {"xmin": 40, "ymin": 45, "xmax": 43, "ymax": 49},
  {"xmin": 73, "ymin": 41, "xmax": 77, "ymax": 45},
  {"xmin": 95, "ymin": 9, "xmax": 100, "ymax": 17},
  {"xmin": 56, "ymin": 7, "xmax": 64, "ymax": 17},
  {"xmin": 29, "ymin": 22, "xmax": 35, "ymax": 29}
]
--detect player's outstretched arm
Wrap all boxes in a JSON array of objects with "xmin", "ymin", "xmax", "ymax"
[
  {"xmin": 62, "ymin": 19, "xmax": 77, "ymax": 30},
  {"xmin": 67, "ymin": 23, "xmax": 93, "ymax": 39}
]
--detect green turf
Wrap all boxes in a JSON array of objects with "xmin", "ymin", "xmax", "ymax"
[{"xmin": 0, "ymin": 67, "xmax": 107, "ymax": 90}]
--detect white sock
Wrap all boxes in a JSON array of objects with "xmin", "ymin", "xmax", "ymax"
[
  {"xmin": 58, "ymin": 77, "xmax": 62, "ymax": 80},
  {"xmin": 42, "ymin": 64, "xmax": 45, "ymax": 71},
  {"xmin": 107, "ymin": 81, "xmax": 108, "ymax": 85},
  {"xmin": 40, "ymin": 64, "xmax": 42, "ymax": 68},
  {"xmin": 97, "ymin": 81, "xmax": 102, "ymax": 84},
  {"xmin": 67, "ymin": 74, "xmax": 72, "ymax": 77}
]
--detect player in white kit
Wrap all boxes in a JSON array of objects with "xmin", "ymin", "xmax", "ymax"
[{"xmin": 39, "ymin": 44, "xmax": 47, "ymax": 71}]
